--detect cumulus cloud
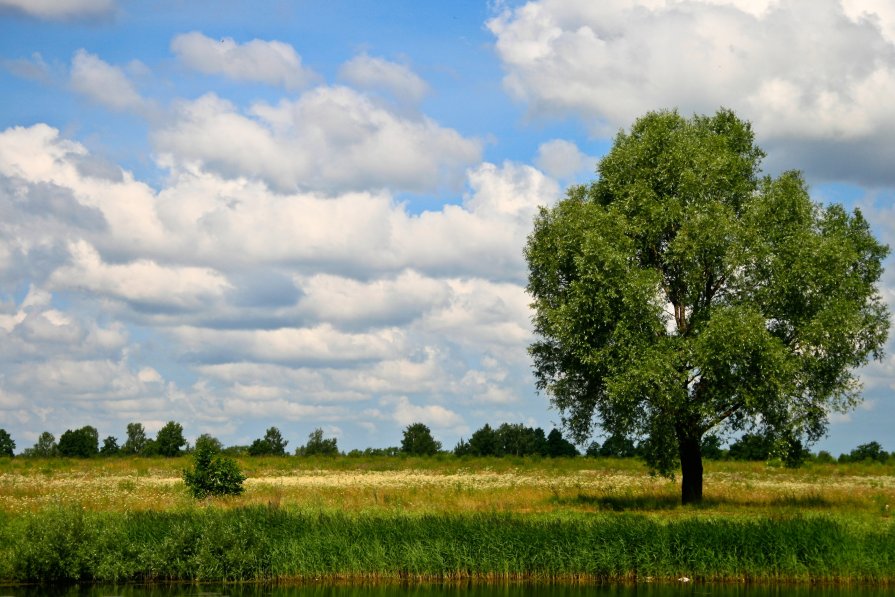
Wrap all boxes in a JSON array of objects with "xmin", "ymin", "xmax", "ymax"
[
  {"xmin": 385, "ymin": 396, "xmax": 466, "ymax": 433},
  {"xmin": 0, "ymin": 0, "xmax": 114, "ymax": 20},
  {"xmin": 488, "ymin": 0, "xmax": 895, "ymax": 184},
  {"xmin": 171, "ymin": 32, "xmax": 318, "ymax": 90},
  {"xmin": 296, "ymin": 270, "xmax": 451, "ymax": 329},
  {"xmin": 0, "ymin": 123, "xmax": 558, "ymax": 449},
  {"xmin": 534, "ymin": 139, "xmax": 595, "ymax": 180},
  {"xmin": 48, "ymin": 240, "xmax": 232, "ymax": 312},
  {"xmin": 154, "ymin": 88, "xmax": 481, "ymax": 194},
  {"xmin": 170, "ymin": 324, "xmax": 407, "ymax": 366},
  {"xmin": 70, "ymin": 50, "xmax": 151, "ymax": 114},
  {"xmin": 339, "ymin": 54, "xmax": 429, "ymax": 105}
]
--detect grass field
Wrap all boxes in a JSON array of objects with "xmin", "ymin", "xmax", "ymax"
[
  {"xmin": 0, "ymin": 456, "xmax": 893, "ymax": 584},
  {"xmin": 0, "ymin": 455, "xmax": 892, "ymax": 519}
]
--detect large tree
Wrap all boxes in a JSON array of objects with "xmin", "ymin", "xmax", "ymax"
[
  {"xmin": 154, "ymin": 421, "xmax": 186, "ymax": 457},
  {"xmin": 122, "ymin": 422, "xmax": 148, "ymax": 455},
  {"xmin": 525, "ymin": 108, "xmax": 890, "ymax": 504},
  {"xmin": 400, "ymin": 423, "xmax": 441, "ymax": 456},
  {"xmin": 57, "ymin": 426, "xmax": 99, "ymax": 458}
]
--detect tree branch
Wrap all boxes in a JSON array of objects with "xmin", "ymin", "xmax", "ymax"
[{"xmin": 705, "ymin": 401, "xmax": 744, "ymax": 432}]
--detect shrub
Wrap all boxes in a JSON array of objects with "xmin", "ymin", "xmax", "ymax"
[{"xmin": 183, "ymin": 442, "xmax": 246, "ymax": 498}]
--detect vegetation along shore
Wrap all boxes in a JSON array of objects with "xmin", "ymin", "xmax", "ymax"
[{"xmin": 1, "ymin": 455, "xmax": 893, "ymax": 586}]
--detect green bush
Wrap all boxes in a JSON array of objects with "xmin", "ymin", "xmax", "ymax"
[{"xmin": 183, "ymin": 443, "xmax": 246, "ymax": 499}]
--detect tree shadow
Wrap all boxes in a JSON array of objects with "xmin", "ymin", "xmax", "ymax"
[
  {"xmin": 557, "ymin": 492, "xmax": 836, "ymax": 511},
  {"xmin": 561, "ymin": 493, "xmax": 682, "ymax": 511}
]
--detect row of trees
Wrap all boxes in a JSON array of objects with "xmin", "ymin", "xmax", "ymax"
[
  {"xmin": 1, "ymin": 423, "xmax": 889, "ymax": 464},
  {"xmin": 6, "ymin": 422, "xmax": 189, "ymax": 459}
]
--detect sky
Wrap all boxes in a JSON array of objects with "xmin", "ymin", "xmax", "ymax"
[{"xmin": 0, "ymin": 0, "xmax": 894, "ymax": 456}]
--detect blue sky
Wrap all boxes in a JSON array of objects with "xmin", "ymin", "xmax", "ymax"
[{"xmin": 0, "ymin": 0, "xmax": 893, "ymax": 456}]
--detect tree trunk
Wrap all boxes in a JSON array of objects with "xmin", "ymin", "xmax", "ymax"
[{"xmin": 679, "ymin": 434, "xmax": 703, "ymax": 505}]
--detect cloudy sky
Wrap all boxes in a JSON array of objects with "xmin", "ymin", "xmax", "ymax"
[{"xmin": 1, "ymin": 0, "xmax": 893, "ymax": 455}]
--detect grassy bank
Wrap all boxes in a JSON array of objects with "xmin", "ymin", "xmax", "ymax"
[
  {"xmin": 0, "ymin": 506, "xmax": 893, "ymax": 585},
  {"xmin": 1, "ymin": 456, "xmax": 893, "ymax": 585}
]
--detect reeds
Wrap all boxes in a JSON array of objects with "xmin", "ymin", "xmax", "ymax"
[{"xmin": 1, "ymin": 505, "xmax": 893, "ymax": 584}]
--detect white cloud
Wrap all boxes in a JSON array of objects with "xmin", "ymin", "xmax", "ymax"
[
  {"xmin": 70, "ymin": 50, "xmax": 151, "ymax": 114},
  {"xmin": 171, "ymin": 32, "xmax": 317, "ymax": 90},
  {"xmin": 534, "ymin": 139, "xmax": 595, "ymax": 180},
  {"xmin": 170, "ymin": 324, "xmax": 406, "ymax": 366},
  {"xmin": 295, "ymin": 270, "xmax": 451, "ymax": 328},
  {"xmin": 385, "ymin": 395, "xmax": 466, "ymax": 432},
  {"xmin": 339, "ymin": 54, "xmax": 429, "ymax": 104},
  {"xmin": 488, "ymin": 0, "xmax": 895, "ymax": 184},
  {"xmin": 48, "ymin": 240, "xmax": 232, "ymax": 311},
  {"xmin": 0, "ymin": 123, "xmax": 561, "ymax": 450},
  {"xmin": 3, "ymin": 124, "xmax": 554, "ymax": 283},
  {"xmin": 155, "ymin": 88, "xmax": 481, "ymax": 193},
  {"xmin": 0, "ymin": 0, "xmax": 114, "ymax": 20}
]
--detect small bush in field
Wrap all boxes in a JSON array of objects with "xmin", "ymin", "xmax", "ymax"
[{"xmin": 183, "ymin": 442, "xmax": 246, "ymax": 498}]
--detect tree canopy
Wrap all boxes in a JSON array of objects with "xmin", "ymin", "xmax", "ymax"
[
  {"xmin": 57, "ymin": 426, "xmax": 99, "ymax": 458},
  {"xmin": 154, "ymin": 421, "xmax": 186, "ymax": 457},
  {"xmin": 400, "ymin": 423, "xmax": 441, "ymax": 456},
  {"xmin": 525, "ymin": 108, "xmax": 890, "ymax": 503},
  {"xmin": 297, "ymin": 428, "xmax": 339, "ymax": 456},
  {"xmin": 122, "ymin": 422, "xmax": 148, "ymax": 455},
  {"xmin": 0, "ymin": 429, "xmax": 14, "ymax": 457},
  {"xmin": 249, "ymin": 426, "xmax": 289, "ymax": 456}
]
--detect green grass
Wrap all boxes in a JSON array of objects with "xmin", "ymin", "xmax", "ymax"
[
  {"xmin": 1, "ymin": 455, "xmax": 894, "ymax": 585},
  {"xmin": 0, "ymin": 505, "xmax": 893, "ymax": 585}
]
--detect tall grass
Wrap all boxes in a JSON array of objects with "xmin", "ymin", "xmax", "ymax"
[
  {"xmin": 2, "ymin": 456, "xmax": 893, "ymax": 518},
  {"xmin": 1, "ymin": 505, "xmax": 893, "ymax": 585}
]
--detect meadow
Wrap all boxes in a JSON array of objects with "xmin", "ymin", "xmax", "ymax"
[{"xmin": 0, "ymin": 455, "xmax": 893, "ymax": 585}]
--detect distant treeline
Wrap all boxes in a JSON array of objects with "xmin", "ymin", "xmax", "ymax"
[{"xmin": 0, "ymin": 423, "xmax": 890, "ymax": 465}]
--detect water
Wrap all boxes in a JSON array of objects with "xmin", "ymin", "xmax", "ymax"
[{"xmin": 2, "ymin": 585, "xmax": 894, "ymax": 597}]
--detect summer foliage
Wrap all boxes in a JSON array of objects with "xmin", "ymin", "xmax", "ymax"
[
  {"xmin": 526, "ymin": 108, "xmax": 890, "ymax": 504},
  {"xmin": 182, "ymin": 440, "xmax": 246, "ymax": 498}
]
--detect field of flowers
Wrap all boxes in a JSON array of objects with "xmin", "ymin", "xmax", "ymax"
[{"xmin": 0, "ymin": 455, "xmax": 892, "ymax": 521}]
